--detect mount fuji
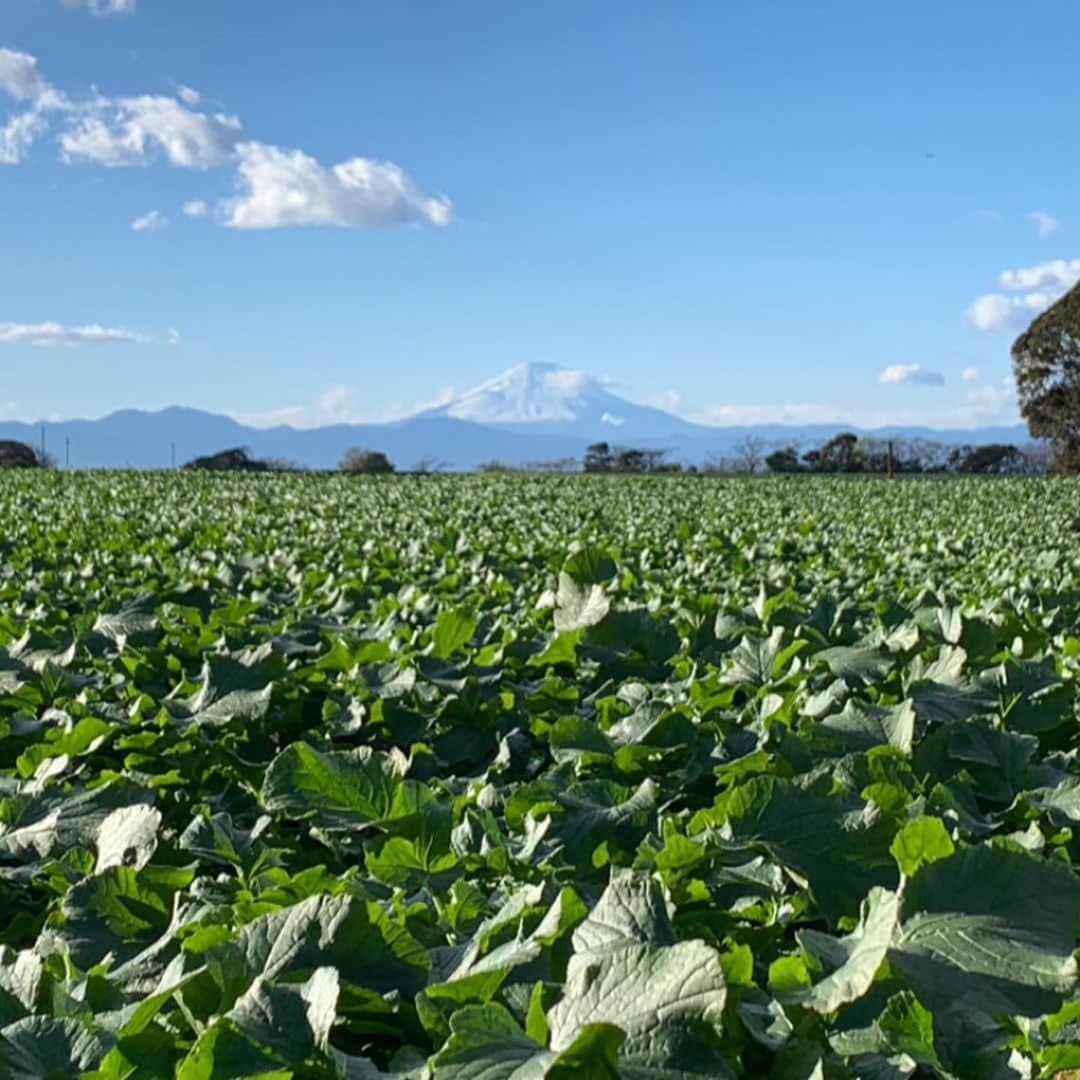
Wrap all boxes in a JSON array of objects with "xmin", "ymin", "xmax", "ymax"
[
  {"xmin": 0, "ymin": 361, "xmax": 1027, "ymax": 469},
  {"xmin": 418, "ymin": 362, "xmax": 703, "ymax": 441}
]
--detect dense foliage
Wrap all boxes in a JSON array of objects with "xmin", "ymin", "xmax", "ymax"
[
  {"xmin": 0, "ymin": 472, "xmax": 1077, "ymax": 1079},
  {"xmin": 0, "ymin": 441, "xmax": 44, "ymax": 471},
  {"xmin": 1012, "ymin": 279, "xmax": 1080, "ymax": 472}
]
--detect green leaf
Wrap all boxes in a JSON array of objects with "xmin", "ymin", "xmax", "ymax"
[
  {"xmin": 545, "ymin": 1023, "xmax": 625, "ymax": 1079},
  {"xmin": 782, "ymin": 887, "xmax": 900, "ymax": 1014},
  {"xmin": 891, "ymin": 845, "xmax": 1080, "ymax": 1018},
  {"xmin": 877, "ymin": 991, "xmax": 942, "ymax": 1072},
  {"xmin": 261, "ymin": 742, "xmax": 431, "ymax": 832},
  {"xmin": 431, "ymin": 609, "xmax": 478, "ymax": 660},
  {"xmin": 96, "ymin": 805, "xmax": 162, "ymax": 873},
  {"xmin": 889, "ymin": 816, "xmax": 954, "ymax": 877},
  {"xmin": 818, "ymin": 700, "xmax": 916, "ymax": 755},
  {"xmin": 429, "ymin": 1003, "xmax": 547, "ymax": 1079},
  {"xmin": 570, "ymin": 870, "xmax": 675, "ymax": 955},
  {"xmin": 0, "ymin": 781, "xmax": 152, "ymax": 863},
  {"xmin": 554, "ymin": 574, "xmax": 610, "ymax": 633},
  {"xmin": 548, "ymin": 940, "xmax": 730, "ymax": 1079},
  {"xmin": 208, "ymin": 893, "xmax": 430, "ymax": 1001},
  {"xmin": 0, "ymin": 1016, "xmax": 107, "ymax": 1078}
]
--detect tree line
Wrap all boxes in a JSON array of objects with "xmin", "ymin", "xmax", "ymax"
[{"xmin": 0, "ymin": 435, "xmax": 1052, "ymax": 476}]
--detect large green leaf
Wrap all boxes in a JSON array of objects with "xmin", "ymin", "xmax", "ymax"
[
  {"xmin": 548, "ymin": 940, "xmax": 731, "ymax": 1079},
  {"xmin": 782, "ymin": 887, "xmax": 900, "ymax": 1014},
  {"xmin": 890, "ymin": 846, "xmax": 1080, "ymax": 1018},
  {"xmin": 208, "ymin": 893, "xmax": 430, "ymax": 1000},
  {"xmin": 261, "ymin": 743, "xmax": 432, "ymax": 832}
]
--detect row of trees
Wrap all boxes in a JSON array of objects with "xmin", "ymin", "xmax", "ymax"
[
  {"xmin": 0, "ymin": 435, "xmax": 1052, "ymax": 476},
  {"xmin": 182, "ymin": 446, "xmax": 398, "ymax": 474},
  {"xmin": 574, "ymin": 435, "xmax": 1047, "ymax": 476},
  {"xmin": 757, "ymin": 434, "xmax": 1046, "ymax": 475}
]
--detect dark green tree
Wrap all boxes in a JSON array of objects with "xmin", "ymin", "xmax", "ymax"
[
  {"xmin": 1012, "ymin": 282, "xmax": 1080, "ymax": 471},
  {"xmin": 0, "ymin": 440, "xmax": 41, "ymax": 469},
  {"xmin": 819, "ymin": 432, "xmax": 860, "ymax": 472},
  {"xmin": 584, "ymin": 442, "xmax": 613, "ymax": 473},
  {"xmin": 340, "ymin": 448, "xmax": 395, "ymax": 474},
  {"xmin": 949, "ymin": 443, "xmax": 1024, "ymax": 475},
  {"xmin": 765, "ymin": 446, "xmax": 802, "ymax": 473}
]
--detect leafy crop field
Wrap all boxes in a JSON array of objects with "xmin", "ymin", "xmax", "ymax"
[{"xmin": 0, "ymin": 472, "xmax": 1078, "ymax": 1079}]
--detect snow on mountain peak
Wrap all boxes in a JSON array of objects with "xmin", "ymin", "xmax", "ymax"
[{"xmin": 438, "ymin": 362, "xmax": 611, "ymax": 424}]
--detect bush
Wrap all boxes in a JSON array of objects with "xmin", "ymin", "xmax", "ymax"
[
  {"xmin": 184, "ymin": 447, "xmax": 270, "ymax": 472},
  {"xmin": 340, "ymin": 447, "xmax": 395, "ymax": 474},
  {"xmin": 0, "ymin": 440, "xmax": 43, "ymax": 470}
]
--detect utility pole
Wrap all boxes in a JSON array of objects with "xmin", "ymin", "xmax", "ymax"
[
  {"xmin": 887, "ymin": 440, "xmax": 895, "ymax": 479},
  {"xmin": 171, "ymin": 442, "xmax": 176, "ymax": 469},
  {"xmin": 65, "ymin": 437, "xmax": 70, "ymax": 470},
  {"xmin": 39, "ymin": 425, "xmax": 45, "ymax": 465}
]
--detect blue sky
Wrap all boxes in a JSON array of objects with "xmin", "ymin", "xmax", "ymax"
[{"xmin": 1, "ymin": 0, "xmax": 1075, "ymax": 429}]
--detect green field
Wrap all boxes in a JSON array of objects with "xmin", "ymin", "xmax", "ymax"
[{"xmin": 0, "ymin": 472, "xmax": 1078, "ymax": 1079}]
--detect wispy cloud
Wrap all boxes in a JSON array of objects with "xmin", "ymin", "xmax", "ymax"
[
  {"xmin": 1029, "ymin": 210, "xmax": 1060, "ymax": 237},
  {"xmin": 60, "ymin": 94, "xmax": 242, "ymax": 169},
  {"xmin": 182, "ymin": 199, "xmax": 208, "ymax": 218},
  {"xmin": 961, "ymin": 366, "xmax": 980, "ymax": 382},
  {"xmin": 878, "ymin": 363, "xmax": 945, "ymax": 387},
  {"xmin": 0, "ymin": 321, "xmax": 147, "ymax": 346},
  {"xmin": 0, "ymin": 48, "xmax": 51, "ymax": 102},
  {"xmin": 687, "ymin": 402, "xmax": 854, "ymax": 426},
  {"xmin": 58, "ymin": 0, "xmax": 136, "ymax": 16},
  {"xmin": 232, "ymin": 384, "xmax": 456, "ymax": 429},
  {"xmin": 955, "ymin": 374, "xmax": 1019, "ymax": 424},
  {"xmin": 131, "ymin": 208, "xmax": 167, "ymax": 231},
  {"xmin": 0, "ymin": 47, "xmax": 68, "ymax": 164},
  {"xmin": 966, "ymin": 257, "xmax": 1080, "ymax": 331}
]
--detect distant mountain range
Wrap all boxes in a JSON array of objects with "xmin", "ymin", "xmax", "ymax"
[{"xmin": 0, "ymin": 363, "xmax": 1028, "ymax": 470}]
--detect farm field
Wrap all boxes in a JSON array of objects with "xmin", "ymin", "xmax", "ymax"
[{"xmin": 0, "ymin": 471, "xmax": 1078, "ymax": 1079}]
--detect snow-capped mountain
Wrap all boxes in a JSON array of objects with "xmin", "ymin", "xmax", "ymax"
[{"xmin": 419, "ymin": 362, "xmax": 702, "ymax": 440}]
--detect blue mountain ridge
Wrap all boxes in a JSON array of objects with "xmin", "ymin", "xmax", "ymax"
[{"xmin": 0, "ymin": 404, "xmax": 1029, "ymax": 471}]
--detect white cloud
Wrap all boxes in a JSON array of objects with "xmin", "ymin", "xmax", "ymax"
[
  {"xmin": 1029, "ymin": 210, "xmax": 1060, "ymax": 237},
  {"xmin": 1, "ymin": 108, "xmax": 50, "ymax": 165},
  {"xmin": 233, "ymin": 384, "xmax": 457, "ymax": 429},
  {"xmin": 3, "ymin": 47, "xmax": 451, "ymax": 231},
  {"xmin": 0, "ymin": 321, "xmax": 146, "ymax": 346},
  {"xmin": 955, "ymin": 374, "xmax": 1019, "ymax": 424},
  {"xmin": 688, "ymin": 402, "xmax": 853, "ymax": 426},
  {"xmin": 642, "ymin": 388, "xmax": 683, "ymax": 413},
  {"xmin": 997, "ymin": 258, "xmax": 1080, "ymax": 291},
  {"xmin": 59, "ymin": 0, "xmax": 136, "ymax": 15},
  {"xmin": 0, "ymin": 48, "xmax": 50, "ymax": 102},
  {"xmin": 966, "ymin": 293, "xmax": 1024, "ymax": 331},
  {"xmin": 131, "ymin": 208, "xmax": 167, "ymax": 231},
  {"xmin": 966, "ymin": 257, "xmax": 1080, "ymax": 331},
  {"xmin": 961, "ymin": 366, "xmax": 980, "ymax": 382},
  {"xmin": 167, "ymin": 327, "xmax": 181, "ymax": 346},
  {"xmin": 0, "ymin": 48, "xmax": 67, "ymax": 164},
  {"xmin": 60, "ymin": 94, "xmax": 242, "ymax": 168},
  {"xmin": 384, "ymin": 386, "xmax": 455, "ymax": 421},
  {"xmin": 221, "ymin": 142, "xmax": 451, "ymax": 229},
  {"xmin": 878, "ymin": 363, "xmax": 946, "ymax": 387}
]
